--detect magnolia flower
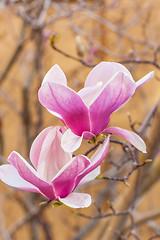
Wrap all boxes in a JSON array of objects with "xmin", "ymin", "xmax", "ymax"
[
  {"xmin": 38, "ymin": 62, "xmax": 154, "ymax": 152},
  {"xmin": 0, "ymin": 126, "xmax": 110, "ymax": 208}
]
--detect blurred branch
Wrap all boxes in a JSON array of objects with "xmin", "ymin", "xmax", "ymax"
[
  {"xmin": 120, "ymin": 58, "xmax": 160, "ymax": 70},
  {"xmin": 38, "ymin": 215, "xmax": 52, "ymax": 240},
  {"xmin": 22, "ymin": 30, "xmax": 43, "ymax": 153},
  {"xmin": 0, "ymin": 115, "xmax": 4, "ymax": 155},
  {"xmin": 22, "ymin": 66, "xmax": 35, "ymax": 154},
  {"xmin": 0, "ymin": 196, "xmax": 13, "ymax": 240},
  {"xmin": 138, "ymin": 100, "xmax": 160, "ymax": 137},
  {"xmin": 38, "ymin": 0, "xmax": 51, "ymax": 25},
  {"xmin": 0, "ymin": 21, "xmax": 26, "ymax": 85},
  {"xmin": 8, "ymin": 198, "xmax": 51, "ymax": 237},
  {"xmin": 15, "ymin": 194, "xmax": 40, "ymax": 240},
  {"xmin": 125, "ymin": 207, "xmax": 160, "ymax": 231},
  {"xmin": 0, "ymin": 87, "xmax": 22, "ymax": 115},
  {"xmin": 148, "ymin": 234, "xmax": 160, "ymax": 240},
  {"xmin": 97, "ymin": 102, "xmax": 160, "ymax": 240},
  {"xmin": 34, "ymin": 30, "xmax": 44, "ymax": 136},
  {"xmin": 84, "ymin": 9, "xmax": 154, "ymax": 47}
]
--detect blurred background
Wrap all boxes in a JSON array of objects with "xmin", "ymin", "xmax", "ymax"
[{"xmin": 0, "ymin": 0, "xmax": 160, "ymax": 239}]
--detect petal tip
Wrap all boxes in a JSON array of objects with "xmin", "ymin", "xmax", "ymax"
[{"xmin": 142, "ymin": 148, "xmax": 147, "ymax": 154}]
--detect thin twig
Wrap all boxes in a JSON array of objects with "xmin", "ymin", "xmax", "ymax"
[
  {"xmin": 76, "ymin": 209, "xmax": 129, "ymax": 220},
  {"xmin": 50, "ymin": 44, "xmax": 95, "ymax": 67},
  {"xmin": 102, "ymin": 161, "xmax": 148, "ymax": 184},
  {"xmin": 120, "ymin": 58, "xmax": 160, "ymax": 69}
]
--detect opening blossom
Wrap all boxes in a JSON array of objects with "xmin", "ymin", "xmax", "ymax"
[
  {"xmin": 38, "ymin": 62, "xmax": 154, "ymax": 152},
  {"xmin": 0, "ymin": 126, "xmax": 110, "ymax": 208}
]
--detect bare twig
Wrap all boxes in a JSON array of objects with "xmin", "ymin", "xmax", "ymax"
[
  {"xmin": 50, "ymin": 44, "xmax": 95, "ymax": 68},
  {"xmin": 102, "ymin": 160, "xmax": 149, "ymax": 184},
  {"xmin": 120, "ymin": 58, "xmax": 160, "ymax": 70}
]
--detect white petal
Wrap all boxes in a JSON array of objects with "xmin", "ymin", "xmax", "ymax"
[
  {"xmin": 79, "ymin": 166, "xmax": 100, "ymax": 185},
  {"xmin": 136, "ymin": 71, "xmax": 154, "ymax": 90},
  {"xmin": 0, "ymin": 164, "xmax": 39, "ymax": 192},
  {"xmin": 59, "ymin": 192, "xmax": 91, "ymax": 208},
  {"xmin": 61, "ymin": 129, "xmax": 83, "ymax": 152}
]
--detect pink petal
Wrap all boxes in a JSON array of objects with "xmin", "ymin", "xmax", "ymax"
[
  {"xmin": 41, "ymin": 65, "xmax": 67, "ymax": 121},
  {"xmin": 59, "ymin": 192, "xmax": 91, "ymax": 208},
  {"xmin": 136, "ymin": 71, "xmax": 154, "ymax": 90},
  {"xmin": 30, "ymin": 126, "xmax": 53, "ymax": 169},
  {"xmin": 39, "ymin": 82, "xmax": 90, "ymax": 136},
  {"xmin": 52, "ymin": 155, "xmax": 90, "ymax": 198},
  {"xmin": 79, "ymin": 166, "xmax": 100, "ymax": 185},
  {"xmin": 89, "ymin": 135, "xmax": 110, "ymax": 169},
  {"xmin": 76, "ymin": 135, "xmax": 110, "ymax": 185},
  {"xmin": 114, "ymin": 71, "xmax": 153, "ymax": 112},
  {"xmin": 83, "ymin": 131, "xmax": 95, "ymax": 140},
  {"xmin": 8, "ymin": 151, "xmax": 55, "ymax": 200},
  {"xmin": 0, "ymin": 164, "xmax": 39, "ymax": 193},
  {"xmin": 104, "ymin": 127, "xmax": 146, "ymax": 153},
  {"xmin": 42, "ymin": 64, "xmax": 67, "ymax": 86},
  {"xmin": 89, "ymin": 72, "xmax": 136, "ymax": 135},
  {"xmin": 36, "ymin": 127, "xmax": 72, "ymax": 182},
  {"xmin": 85, "ymin": 62, "xmax": 134, "ymax": 87}
]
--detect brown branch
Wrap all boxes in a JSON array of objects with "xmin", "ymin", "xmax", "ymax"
[
  {"xmin": 95, "ymin": 102, "xmax": 160, "ymax": 240},
  {"xmin": 8, "ymin": 199, "xmax": 51, "ymax": 237},
  {"xmin": 0, "ymin": 87, "xmax": 22, "ymax": 116},
  {"xmin": 22, "ymin": 30, "xmax": 43, "ymax": 153},
  {"xmin": 15, "ymin": 193, "xmax": 40, "ymax": 240},
  {"xmin": 148, "ymin": 234, "xmax": 160, "ymax": 240},
  {"xmin": 22, "ymin": 67, "xmax": 35, "ymax": 154},
  {"xmin": 38, "ymin": 214, "xmax": 53, "ymax": 240},
  {"xmin": 0, "ymin": 115, "xmax": 4, "ymax": 155},
  {"xmin": 0, "ymin": 22, "xmax": 26, "ymax": 85},
  {"xmin": 0, "ymin": 198, "xmax": 13, "ymax": 240},
  {"xmin": 76, "ymin": 209, "xmax": 129, "ymax": 220},
  {"xmin": 84, "ymin": 138, "xmax": 131, "ymax": 157},
  {"xmin": 34, "ymin": 30, "xmax": 44, "ymax": 137},
  {"xmin": 102, "ymin": 160, "xmax": 149, "ymax": 184},
  {"xmin": 125, "ymin": 207, "xmax": 160, "ymax": 232},
  {"xmin": 84, "ymin": 10, "xmax": 154, "ymax": 47},
  {"xmin": 138, "ymin": 100, "xmax": 160, "ymax": 137},
  {"xmin": 50, "ymin": 44, "xmax": 95, "ymax": 67},
  {"xmin": 50, "ymin": 41, "xmax": 160, "ymax": 72},
  {"xmin": 120, "ymin": 58, "xmax": 160, "ymax": 70}
]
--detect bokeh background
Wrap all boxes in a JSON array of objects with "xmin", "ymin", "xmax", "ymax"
[{"xmin": 0, "ymin": 0, "xmax": 160, "ymax": 239}]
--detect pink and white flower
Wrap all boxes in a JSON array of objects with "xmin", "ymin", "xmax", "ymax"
[
  {"xmin": 0, "ymin": 126, "xmax": 110, "ymax": 208},
  {"xmin": 38, "ymin": 62, "xmax": 154, "ymax": 152}
]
